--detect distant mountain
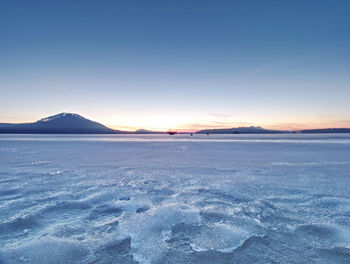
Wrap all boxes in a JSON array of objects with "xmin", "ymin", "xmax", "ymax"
[
  {"xmin": 0, "ymin": 123, "xmax": 15, "ymax": 127},
  {"xmin": 196, "ymin": 126, "xmax": 284, "ymax": 134},
  {"xmin": 299, "ymin": 128, "xmax": 350, "ymax": 133},
  {"xmin": 1, "ymin": 114, "xmax": 350, "ymax": 134},
  {"xmin": 196, "ymin": 126, "xmax": 350, "ymax": 134},
  {"xmin": 0, "ymin": 113, "xmax": 125, "ymax": 134}
]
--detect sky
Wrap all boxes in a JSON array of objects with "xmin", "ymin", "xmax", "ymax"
[{"xmin": 1, "ymin": 0, "xmax": 350, "ymax": 131}]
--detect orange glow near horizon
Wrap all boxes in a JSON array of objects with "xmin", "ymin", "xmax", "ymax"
[
  {"xmin": 106, "ymin": 118, "xmax": 350, "ymax": 132},
  {"xmin": 100, "ymin": 112, "xmax": 350, "ymax": 132},
  {"xmin": 1, "ymin": 112, "xmax": 350, "ymax": 132}
]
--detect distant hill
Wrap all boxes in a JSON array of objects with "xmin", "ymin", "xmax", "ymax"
[
  {"xmin": 299, "ymin": 128, "xmax": 350, "ymax": 133},
  {"xmin": 196, "ymin": 126, "xmax": 350, "ymax": 134},
  {"xmin": 0, "ymin": 123, "xmax": 15, "ymax": 127},
  {"xmin": 0, "ymin": 113, "xmax": 125, "ymax": 134},
  {"xmin": 196, "ymin": 126, "xmax": 284, "ymax": 134},
  {"xmin": 1, "ymin": 114, "xmax": 350, "ymax": 134}
]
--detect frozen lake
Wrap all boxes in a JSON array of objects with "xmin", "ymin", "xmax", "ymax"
[{"xmin": 1, "ymin": 134, "xmax": 350, "ymax": 263}]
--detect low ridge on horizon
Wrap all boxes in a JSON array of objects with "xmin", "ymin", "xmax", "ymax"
[{"xmin": 0, "ymin": 113, "xmax": 349, "ymax": 134}]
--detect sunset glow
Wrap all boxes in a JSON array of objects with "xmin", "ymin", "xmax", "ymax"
[
  {"xmin": 1, "ymin": 2, "xmax": 350, "ymax": 263},
  {"xmin": 1, "ymin": 1, "xmax": 349, "ymax": 131}
]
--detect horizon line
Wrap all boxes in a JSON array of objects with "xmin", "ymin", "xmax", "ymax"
[{"xmin": 1, "ymin": 112, "xmax": 350, "ymax": 133}]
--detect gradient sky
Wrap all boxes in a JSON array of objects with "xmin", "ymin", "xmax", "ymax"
[{"xmin": 1, "ymin": 0, "xmax": 350, "ymax": 131}]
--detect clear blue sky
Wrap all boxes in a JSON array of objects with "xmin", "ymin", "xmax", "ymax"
[{"xmin": 1, "ymin": 0, "xmax": 349, "ymax": 130}]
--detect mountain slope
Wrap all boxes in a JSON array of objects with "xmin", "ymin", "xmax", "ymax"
[
  {"xmin": 299, "ymin": 128, "xmax": 350, "ymax": 133},
  {"xmin": 0, "ymin": 113, "xmax": 123, "ymax": 134},
  {"xmin": 196, "ymin": 126, "xmax": 284, "ymax": 134}
]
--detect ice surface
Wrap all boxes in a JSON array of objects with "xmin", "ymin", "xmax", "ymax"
[{"xmin": 0, "ymin": 134, "xmax": 350, "ymax": 263}]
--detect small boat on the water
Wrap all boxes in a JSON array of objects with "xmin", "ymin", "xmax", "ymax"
[{"xmin": 167, "ymin": 129, "xmax": 177, "ymax": 135}]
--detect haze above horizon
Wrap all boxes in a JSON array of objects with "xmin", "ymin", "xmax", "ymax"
[{"xmin": 1, "ymin": 1, "xmax": 349, "ymax": 131}]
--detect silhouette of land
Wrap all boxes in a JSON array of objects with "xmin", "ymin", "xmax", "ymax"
[{"xmin": 0, "ymin": 113, "xmax": 349, "ymax": 134}]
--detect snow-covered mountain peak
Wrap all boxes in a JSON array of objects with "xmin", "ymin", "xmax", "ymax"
[{"xmin": 38, "ymin": 113, "xmax": 85, "ymax": 122}]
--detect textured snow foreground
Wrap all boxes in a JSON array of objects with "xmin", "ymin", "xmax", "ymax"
[{"xmin": 1, "ymin": 134, "xmax": 350, "ymax": 264}]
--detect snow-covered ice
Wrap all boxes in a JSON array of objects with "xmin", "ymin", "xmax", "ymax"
[{"xmin": 0, "ymin": 134, "xmax": 350, "ymax": 263}]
